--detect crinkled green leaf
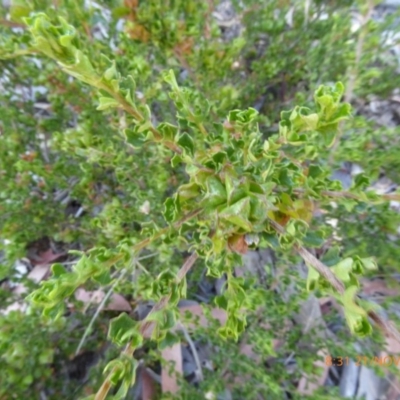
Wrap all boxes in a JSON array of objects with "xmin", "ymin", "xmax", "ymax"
[
  {"xmin": 163, "ymin": 196, "xmax": 180, "ymax": 223},
  {"xmin": 51, "ymin": 263, "xmax": 67, "ymax": 277},
  {"xmin": 331, "ymin": 257, "xmax": 354, "ymax": 282},
  {"xmin": 202, "ymin": 176, "xmax": 226, "ymax": 207},
  {"xmin": 108, "ymin": 313, "xmax": 141, "ymax": 347},
  {"xmin": 219, "ymin": 197, "xmax": 253, "ymax": 231},
  {"xmin": 341, "ymin": 286, "xmax": 372, "ymax": 336},
  {"xmin": 97, "ymin": 96, "xmax": 119, "ymax": 111},
  {"xmin": 158, "ymin": 122, "xmax": 178, "ymax": 142},
  {"xmin": 176, "ymin": 132, "xmax": 195, "ymax": 156}
]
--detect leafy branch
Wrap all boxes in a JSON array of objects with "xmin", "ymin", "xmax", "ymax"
[{"xmin": 96, "ymin": 252, "xmax": 199, "ymax": 400}]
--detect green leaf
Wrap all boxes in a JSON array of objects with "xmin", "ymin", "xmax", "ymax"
[
  {"xmin": 353, "ymin": 173, "xmax": 370, "ymax": 189},
  {"xmin": 162, "ymin": 309, "xmax": 177, "ymax": 330},
  {"xmin": 307, "ymin": 266, "xmax": 320, "ymax": 291},
  {"xmin": 159, "ymin": 331, "xmax": 180, "ymax": 350},
  {"xmin": 353, "ymin": 256, "xmax": 378, "ymax": 274},
  {"xmin": 51, "ymin": 263, "xmax": 67, "ymax": 277},
  {"xmin": 178, "ymin": 182, "xmax": 200, "ymax": 201},
  {"xmin": 228, "ymin": 108, "xmax": 258, "ymax": 124},
  {"xmin": 171, "ymin": 154, "xmax": 183, "ymax": 167},
  {"xmin": 138, "ymin": 120, "xmax": 153, "ymax": 134},
  {"xmin": 211, "ymin": 232, "xmax": 226, "ymax": 254},
  {"xmin": 331, "ymin": 103, "xmax": 352, "ymax": 122},
  {"xmin": 341, "ymin": 286, "xmax": 372, "ymax": 336},
  {"xmin": 249, "ymin": 197, "xmax": 269, "ymax": 226},
  {"xmin": 163, "ymin": 196, "xmax": 180, "ymax": 223},
  {"xmin": 219, "ymin": 197, "xmax": 253, "ymax": 231},
  {"xmin": 163, "ymin": 69, "xmax": 179, "ymax": 91},
  {"xmin": 202, "ymin": 176, "xmax": 226, "ymax": 207},
  {"xmin": 103, "ymin": 62, "xmax": 118, "ymax": 81},
  {"xmin": 97, "ymin": 96, "xmax": 120, "ymax": 111},
  {"xmin": 158, "ymin": 122, "xmax": 178, "ymax": 142},
  {"xmin": 360, "ymin": 257, "xmax": 378, "ymax": 271},
  {"xmin": 289, "ymin": 106, "xmax": 319, "ymax": 132},
  {"xmin": 10, "ymin": 1, "xmax": 32, "ymax": 23},
  {"xmin": 302, "ymin": 231, "xmax": 325, "ymax": 248},
  {"xmin": 93, "ymin": 270, "xmax": 112, "ymax": 285},
  {"xmin": 214, "ymin": 294, "xmax": 228, "ymax": 310},
  {"xmin": 308, "ymin": 165, "xmax": 324, "ymax": 179},
  {"xmin": 104, "ymin": 355, "xmax": 138, "ymax": 398},
  {"xmin": 176, "ymin": 132, "xmax": 195, "ymax": 156},
  {"xmin": 108, "ymin": 313, "xmax": 141, "ymax": 347},
  {"xmin": 146, "ymin": 309, "xmax": 166, "ymax": 325},
  {"xmin": 299, "ymin": 109, "xmax": 319, "ymax": 130},
  {"xmin": 321, "ymin": 246, "xmax": 341, "ymax": 267},
  {"xmin": 331, "ymin": 258, "xmax": 359, "ymax": 288},
  {"xmin": 341, "ymin": 198, "xmax": 358, "ymax": 212}
]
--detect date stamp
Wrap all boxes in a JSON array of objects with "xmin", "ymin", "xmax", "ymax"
[{"xmin": 326, "ymin": 356, "xmax": 400, "ymax": 367}]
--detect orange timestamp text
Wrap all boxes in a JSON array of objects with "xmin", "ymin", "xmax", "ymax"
[{"xmin": 326, "ymin": 355, "xmax": 400, "ymax": 367}]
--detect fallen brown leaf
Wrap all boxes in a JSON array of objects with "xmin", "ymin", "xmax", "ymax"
[
  {"xmin": 227, "ymin": 234, "xmax": 248, "ymax": 255},
  {"xmin": 161, "ymin": 342, "xmax": 183, "ymax": 395},
  {"xmin": 361, "ymin": 278, "xmax": 399, "ymax": 297},
  {"xmin": 179, "ymin": 304, "xmax": 228, "ymax": 329},
  {"xmin": 75, "ymin": 289, "xmax": 132, "ymax": 311},
  {"xmin": 141, "ymin": 367, "xmax": 158, "ymax": 400}
]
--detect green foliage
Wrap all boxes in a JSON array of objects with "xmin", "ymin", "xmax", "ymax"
[{"xmin": 1, "ymin": 0, "xmax": 400, "ymax": 399}]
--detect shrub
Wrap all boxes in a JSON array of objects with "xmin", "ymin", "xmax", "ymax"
[{"xmin": 1, "ymin": 1, "xmax": 400, "ymax": 399}]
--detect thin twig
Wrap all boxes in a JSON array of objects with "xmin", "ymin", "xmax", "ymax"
[
  {"xmin": 76, "ymin": 269, "xmax": 127, "ymax": 355},
  {"xmin": 101, "ymin": 85, "xmax": 182, "ymax": 155},
  {"xmin": 137, "ymin": 252, "xmax": 158, "ymax": 261},
  {"xmin": 82, "ymin": 269, "xmax": 121, "ymax": 315},
  {"xmin": 131, "ymin": 208, "xmax": 202, "ymax": 254},
  {"xmin": 0, "ymin": 19, "xmax": 26, "ymax": 28},
  {"xmin": 368, "ymin": 312, "xmax": 400, "ymax": 345},
  {"xmin": 177, "ymin": 321, "xmax": 204, "ymax": 381},
  {"xmin": 294, "ymin": 188, "xmax": 400, "ymax": 203},
  {"xmin": 268, "ymin": 218, "xmax": 400, "ymax": 345},
  {"xmin": 139, "ymin": 252, "xmax": 199, "ymax": 338},
  {"xmin": 136, "ymin": 260, "xmax": 151, "ymax": 275},
  {"xmin": 295, "ymin": 246, "xmax": 345, "ymax": 294},
  {"xmin": 268, "ymin": 218, "xmax": 345, "ymax": 294}
]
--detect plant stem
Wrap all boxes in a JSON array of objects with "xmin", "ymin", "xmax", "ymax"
[
  {"xmin": 75, "ymin": 269, "xmax": 128, "ymax": 356},
  {"xmin": 268, "ymin": 217, "xmax": 400, "ymax": 345},
  {"xmin": 294, "ymin": 188, "xmax": 400, "ymax": 203},
  {"xmin": 100, "ymin": 84, "xmax": 183, "ymax": 155}
]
